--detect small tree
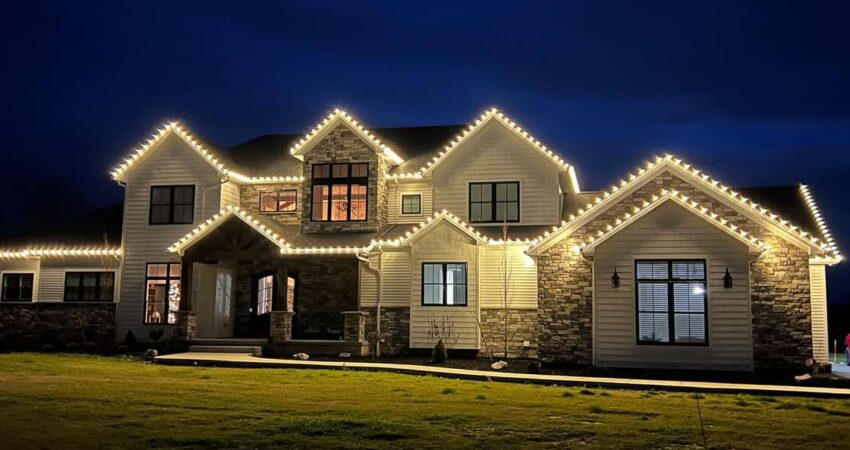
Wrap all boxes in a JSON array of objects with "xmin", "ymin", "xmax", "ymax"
[
  {"xmin": 498, "ymin": 219, "xmax": 517, "ymax": 358},
  {"xmin": 431, "ymin": 339, "xmax": 448, "ymax": 363},
  {"xmin": 427, "ymin": 315, "xmax": 458, "ymax": 362}
]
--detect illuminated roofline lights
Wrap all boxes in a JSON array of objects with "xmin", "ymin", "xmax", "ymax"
[
  {"xmin": 800, "ymin": 184, "xmax": 842, "ymax": 263},
  {"xmin": 168, "ymin": 206, "xmax": 288, "ymax": 254},
  {"xmin": 0, "ymin": 247, "xmax": 122, "ymax": 259},
  {"xmin": 288, "ymin": 109, "xmax": 404, "ymax": 164}
]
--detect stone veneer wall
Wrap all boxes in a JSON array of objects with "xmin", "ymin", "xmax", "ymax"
[
  {"xmin": 362, "ymin": 306, "xmax": 410, "ymax": 356},
  {"xmin": 301, "ymin": 124, "xmax": 389, "ymax": 233},
  {"xmin": 537, "ymin": 170, "xmax": 812, "ymax": 368},
  {"xmin": 0, "ymin": 303, "xmax": 116, "ymax": 350},
  {"xmin": 239, "ymin": 183, "xmax": 302, "ymax": 225},
  {"xmin": 479, "ymin": 308, "xmax": 538, "ymax": 358}
]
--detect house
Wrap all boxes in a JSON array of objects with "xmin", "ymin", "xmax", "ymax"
[{"xmin": 0, "ymin": 107, "xmax": 841, "ymax": 371}]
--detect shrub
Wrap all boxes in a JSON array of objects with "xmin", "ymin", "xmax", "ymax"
[
  {"xmin": 431, "ymin": 339, "xmax": 448, "ymax": 364},
  {"xmin": 84, "ymin": 342, "xmax": 100, "ymax": 354},
  {"xmin": 124, "ymin": 330, "xmax": 138, "ymax": 349},
  {"xmin": 262, "ymin": 338, "xmax": 277, "ymax": 357},
  {"xmin": 163, "ymin": 333, "xmax": 188, "ymax": 354},
  {"xmin": 65, "ymin": 342, "xmax": 80, "ymax": 353},
  {"xmin": 40, "ymin": 344, "xmax": 56, "ymax": 353},
  {"xmin": 148, "ymin": 328, "xmax": 164, "ymax": 342}
]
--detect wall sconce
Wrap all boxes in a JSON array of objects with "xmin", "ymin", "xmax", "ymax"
[
  {"xmin": 723, "ymin": 268, "xmax": 733, "ymax": 289},
  {"xmin": 611, "ymin": 268, "xmax": 620, "ymax": 288}
]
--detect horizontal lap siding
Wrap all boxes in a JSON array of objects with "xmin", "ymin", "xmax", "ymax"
[
  {"xmin": 480, "ymin": 245, "xmax": 537, "ymax": 309},
  {"xmin": 0, "ymin": 258, "xmax": 41, "ymax": 300},
  {"xmin": 809, "ymin": 264, "xmax": 828, "ymax": 361},
  {"xmin": 594, "ymin": 202, "xmax": 753, "ymax": 370},
  {"xmin": 220, "ymin": 181, "xmax": 241, "ymax": 209},
  {"xmin": 431, "ymin": 121, "xmax": 560, "ymax": 226},
  {"xmin": 410, "ymin": 224, "xmax": 479, "ymax": 350},
  {"xmin": 118, "ymin": 133, "xmax": 223, "ymax": 338},
  {"xmin": 359, "ymin": 251, "xmax": 412, "ymax": 308},
  {"xmin": 38, "ymin": 257, "xmax": 122, "ymax": 302},
  {"xmin": 388, "ymin": 181, "xmax": 433, "ymax": 224}
]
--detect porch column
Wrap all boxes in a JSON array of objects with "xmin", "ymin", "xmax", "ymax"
[
  {"xmin": 342, "ymin": 311, "xmax": 369, "ymax": 343},
  {"xmin": 270, "ymin": 311, "xmax": 294, "ymax": 341},
  {"xmin": 174, "ymin": 259, "xmax": 196, "ymax": 340}
]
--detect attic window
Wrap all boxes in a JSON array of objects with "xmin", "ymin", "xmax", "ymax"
[{"xmin": 401, "ymin": 194, "xmax": 422, "ymax": 215}]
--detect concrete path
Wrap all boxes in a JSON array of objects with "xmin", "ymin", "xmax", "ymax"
[{"xmin": 155, "ymin": 352, "xmax": 850, "ymax": 398}]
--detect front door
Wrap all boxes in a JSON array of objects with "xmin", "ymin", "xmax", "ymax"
[{"xmin": 212, "ymin": 267, "xmax": 234, "ymax": 337}]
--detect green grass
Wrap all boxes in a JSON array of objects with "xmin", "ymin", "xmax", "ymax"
[{"xmin": 0, "ymin": 354, "xmax": 849, "ymax": 449}]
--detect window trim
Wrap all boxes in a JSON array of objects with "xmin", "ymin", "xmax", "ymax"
[
  {"xmin": 143, "ymin": 262, "xmax": 182, "ymax": 325},
  {"xmin": 634, "ymin": 259, "xmax": 709, "ymax": 347},
  {"xmin": 400, "ymin": 194, "xmax": 422, "ymax": 215},
  {"xmin": 420, "ymin": 262, "xmax": 468, "ymax": 307},
  {"xmin": 468, "ymin": 181, "xmax": 520, "ymax": 224},
  {"xmin": 259, "ymin": 189, "xmax": 298, "ymax": 213},
  {"xmin": 310, "ymin": 163, "xmax": 369, "ymax": 222},
  {"xmin": 148, "ymin": 184, "xmax": 195, "ymax": 225},
  {"xmin": 62, "ymin": 270, "xmax": 116, "ymax": 303},
  {"xmin": 0, "ymin": 272, "xmax": 35, "ymax": 302}
]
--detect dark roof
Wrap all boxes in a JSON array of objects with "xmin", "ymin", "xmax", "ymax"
[
  {"xmin": 373, "ymin": 125, "xmax": 466, "ymax": 174},
  {"xmin": 0, "ymin": 203, "xmax": 123, "ymax": 248},
  {"xmin": 737, "ymin": 186, "xmax": 822, "ymax": 241}
]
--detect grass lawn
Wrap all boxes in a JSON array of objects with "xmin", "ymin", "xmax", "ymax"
[{"xmin": 0, "ymin": 354, "xmax": 848, "ymax": 449}]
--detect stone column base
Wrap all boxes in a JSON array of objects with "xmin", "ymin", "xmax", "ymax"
[
  {"xmin": 342, "ymin": 310, "xmax": 369, "ymax": 343},
  {"xmin": 270, "ymin": 311, "xmax": 295, "ymax": 342},
  {"xmin": 174, "ymin": 311, "xmax": 197, "ymax": 340}
]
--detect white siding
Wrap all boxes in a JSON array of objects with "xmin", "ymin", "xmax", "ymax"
[
  {"xmin": 409, "ymin": 222, "xmax": 480, "ymax": 350},
  {"xmin": 431, "ymin": 120, "xmax": 561, "ymax": 226},
  {"xmin": 479, "ymin": 244, "xmax": 537, "ymax": 309},
  {"xmin": 593, "ymin": 202, "xmax": 753, "ymax": 371},
  {"xmin": 117, "ymin": 132, "xmax": 223, "ymax": 339},
  {"xmin": 359, "ymin": 250, "xmax": 411, "ymax": 308},
  {"xmin": 810, "ymin": 263, "xmax": 828, "ymax": 362},
  {"xmin": 38, "ymin": 256, "xmax": 122, "ymax": 302},
  {"xmin": 220, "ymin": 181, "xmax": 241, "ymax": 209},
  {"xmin": 388, "ymin": 180, "xmax": 433, "ymax": 224},
  {"xmin": 0, "ymin": 258, "xmax": 41, "ymax": 300}
]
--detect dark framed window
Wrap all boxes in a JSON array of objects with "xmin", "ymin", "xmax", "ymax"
[
  {"xmin": 635, "ymin": 260, "xmax": 707, "ymax": 345},
  {"xmin": 469, "ymin": 182, "xmax": 519, "ymax": 223},
  {"xmin": 64, "ymin": 272, "xmax": 115, "ymax": 302},
  {"xmin": 255, "ymin": 274, "xmax": 274, "ymax": 316},
  {"xmin": 1, "ymin": 273, "xmax": 34, "ymax": 302},
  {"xmin": 149, "ymin": 185, "xmax": 194, "ymax": 225},
  {"xmin": 401, "ymin": 194, "xmax": 422, "ymax": 215},
  {"xmin": 144, "ymin": 263, "xmax": 181, "ymax": 324},
  {"xmin": 311, "ymin": 163, "xmax": 368, "ymax": 222},
  {"xmin": 421, "ymin": 263, "xmax": 467, "ymax": 306},
  {"xmin": 260, "ymin": 190, "xmax": 298, "ymax": 213}
]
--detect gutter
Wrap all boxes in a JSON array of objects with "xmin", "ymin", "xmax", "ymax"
[{"xmin": 356, "ymin": 244, "xmax": 383, "ymax": 357}]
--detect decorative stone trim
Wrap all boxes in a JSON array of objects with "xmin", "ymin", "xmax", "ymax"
[
  {"xmin": 0, "ymin": 303, "xmax": 116, "ymax": 351},
  {"xmin": 270, "ymin": 311, "xmax": 294, "ymax": 341},
  {"xmin": 479, "ymin": 308, "xmax": 538, "ymax": 358},
  {"xmin": 362, "ymin": 307, "xmax": 410, "ymax": 356},
  {"xmin": 342, "ymin": 311, "xmax": 369, "ymax": 343},
  {"xmin": 174, "ymin": 311, "xmax": 196, "ymax": 340}
]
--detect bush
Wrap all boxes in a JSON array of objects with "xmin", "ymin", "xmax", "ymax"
[
  {"xmin": 64, "ymin": 342, "xmax": 80, "ymax": 353},
  {"xmin": 115, "ymin": 344, "xmax": 130, "ymax": 354},
  {"xmin": 431, "ymin": 339, "xmax": 447, "ymax": 364},
  {"xmin": 163, "ymin": 333, "xmax": 188, "ymax": 354},
  {"xmin": 148, "ymin": 328, "xmax": 164, "ymax": 342},
  {"xmin": 262, "ymin": 338, "xmax": 277, "ymax": 357},
  {"xmin": 40, "ymin": 344, "xmax": 56, "ymax": 353},
  {"xmin": 84, "ymin": 342, "xmax": 100, "ymax": 354},
  {"xmin": 124, "ymin": 330, "xmax": 138, "ymax": 349}
]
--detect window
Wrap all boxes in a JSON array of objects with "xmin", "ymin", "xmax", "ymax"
[
  {"xmin": 256, "ymin": 274, "xmax": 273, "ymax": 316},
  {"xmin": 635, "ymin": 260, "xmax": 707, "ymax": 345},
  {"xmin": 469, "ymin": 182, "xmax": 519, "ymax": 223},
  {"xmin": 401, "ymin": 194, "xmax": 422, "ymax": 215},
  {"xmin": 64, "ymin": 272, "xmax": 115, "ymax": 302},
  {"xmin": 1, "ymin": 274, "xmax": 34, "ymax": 302},
  {"xmin": 422, "ymin": 263, "xmax": 467, "ymax": 306},
  {"xmin": 150, "ymin": 185, "xmax": 194, "ymax": 225},
  {"xmin": 144, "ymin": 263, "xmax": 181, "ymax": 324},
  {"xmin": 311, "ymin": 163, "xmax": 368, "ymax": 221},
  {"xmin": 260, "ymin": 190, "xmax": 297, "ymax": 213}
]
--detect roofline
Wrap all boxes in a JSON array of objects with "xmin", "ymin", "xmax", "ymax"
[
  {"xmin": 288, "ymin": 109, "xmax": 404, "ymax": 165},
  {"xmin": 168, "ymin": 206, "xmax": 288, "ymax": 255},
  {"xmin": 0, "ymin": 247, "xmax": 122, "ymax": 259}
]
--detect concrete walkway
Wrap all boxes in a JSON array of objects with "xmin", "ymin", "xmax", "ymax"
[{"xmin": 155, "ymin": 352, "xmax": 850, "ymax": 398}]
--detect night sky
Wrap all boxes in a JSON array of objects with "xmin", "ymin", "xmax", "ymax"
[{"xmin": 2, "ymin": 1, "xmax": 849, "ymax": 303}]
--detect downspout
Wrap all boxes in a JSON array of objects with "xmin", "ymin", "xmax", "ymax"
[
  {"xmin": 201, "ymin": 175, "xmax": 231, "ymax": 216},
  {"xmin": 356, "ymin": 245, "xmax": 383, "ymax": 357}
]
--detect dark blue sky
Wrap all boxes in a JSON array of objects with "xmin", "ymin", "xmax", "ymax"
[{"xmin": 2, "ymin": 1, "xmax": 849, "ymax": 302}]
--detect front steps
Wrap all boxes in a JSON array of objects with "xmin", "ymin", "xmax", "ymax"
[{"xmin": 185, "ymin": 338, "xmax": 369, "ymax": 357}]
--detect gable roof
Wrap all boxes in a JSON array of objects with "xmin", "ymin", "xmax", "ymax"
[
  {"xmin": 287, "ymin": 109, "xmax": 404, "ymax": 164},
  {"xmin": 168, "ymin": 206, "xmax": 289, "ymax": 255},
  {"xmin": 528, "ymin": 155, "xmax": 840, "ymax": 261}
]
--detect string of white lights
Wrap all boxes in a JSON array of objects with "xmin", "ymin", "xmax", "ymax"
[
  {"xmin": 0, "ymin": 248, "xmax": 122, "ymax": 259},
  {"xmin": 289, "ymin": 109, "xmax": 404, "ymax": 164},
  {"xmin": 799, "ymin": 184, "xmax": 842, "ymax": 262}
]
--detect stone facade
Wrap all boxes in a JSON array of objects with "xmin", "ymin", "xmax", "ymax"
[
  {"xmin": 0, "ymin": 303, "xmax": 116, "ymax": 350},
  {"xmin": 301, "ymin": 124, "xmax": 389, "ymax": 233},
  {"xmin": 239, "ymin": 183, "xmax": 302, "ymax": 225},
  {"xmin": 343, "ymin": 311, "xmax": 368, "ymax": 343},
  {"xmin": 537, "ymin": 170, "xmax": 813, "ymax": 369},
  {"xmin": 362, "ymin": 306, "xmax": 410, "ymax": 356},
  {"xmin": 479, "ymin": 308, "xmax": 538, "ymax": 358}
]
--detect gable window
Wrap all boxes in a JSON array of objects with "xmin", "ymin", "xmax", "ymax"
[
  {"xmin": 150, "ymin": 185, "xmax": 195, "ymax": 225},
  {"xmin": 255, "ymin": 274, "xmax": 274, "ymax": 316},
  {"xmin": 421, "ymin": 263, "xmax": 467, "ymax": 306},
  {"xmin": 401, "ymin": 194, "xmax": 422, "ymax": 215},
  {"xmin": 1, "ymin": 273, "xmax": 34, "ymax": 302},
  {"xmin": 469, "ymin": 182, "xmax": 519, "ymax": 223},
  {"xmin": 144, "ymin": 263, "xmax": 181, "ymax": 324},
  {"xmin": 311, "ymin": 163, "xmax": 368, "ymax": 222},
  {"xmin": 260, "ymin": 190, "xmax": 297, "ymax": 213},
  {"xmin": 635, "ymin": 260, "xmax": 707, "ymax": 345},
  {"xmin": 64, "ymin": 272, "xmax": 115, "ymax": 302}
]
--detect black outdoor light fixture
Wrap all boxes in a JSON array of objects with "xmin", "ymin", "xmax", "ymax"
[
  {"xmin": 723, "ymin": 267, "xmax": 733, "ymax": 289},
  {"xmin": 611, "ymin": 268, "xmax": 620, "ymax": 288}
]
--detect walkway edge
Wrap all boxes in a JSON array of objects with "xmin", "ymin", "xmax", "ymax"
[{"xmin": 154, "ymin": 352, "xmax": 850, "ymax": 398}]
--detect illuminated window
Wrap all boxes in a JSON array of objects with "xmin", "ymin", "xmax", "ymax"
[
  {"xmin": 64, "ymin": 272, "xmax": 114, "ymax": 302},
  {"xmin": 1, "ymin": 273, "xmax": 34, "ymax": 302},
  {"xmin": 260, "ymin": 190, "xmax": 297, "ymax": 213},
  {"xmin": 401, "ymin": 194, "xmax": 421, "ymax": 215},
  {"xmin": 636, "ymin": 260, "xmax": 707, "ymax": 345},
  {"xmin": 422, "ymin": 263, "xmax": 467, "ymax": 306},
  {"xmin": 311, "ymin": 163, "xmax": 368, "ymax": 222},
  {"xmin": 256, "ymin": 274, "xmax": 273, "ymax": 316},
  {"xmin": 150, "ymin": 185, "xmax": 194, "ymax": 225},
  {"xmin": 144, "ymin": 263, "xmax": 181, "ymax": 324},
  {"xmin": 469, "ymin": 182, "xmax": 519, "ymax": 223}
]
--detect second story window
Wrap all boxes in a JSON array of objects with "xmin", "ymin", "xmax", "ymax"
[
  {"xmin": 150, "ymin": 185, "xmax": 194, "ymax": 225},
  {"xmin": 469, "ymin": 181, "xmax": 519, "ymax": 223},
  {"xmin": 260, "ymin": 190, "xmax": 298, "ymax": 213},
  {"xmin": 401, "ymin": 194, "xmax": 422, "ymax": 215},
  {"xmin": 311, "ymin": 163, "xmax": 368, "ymax": 222}
]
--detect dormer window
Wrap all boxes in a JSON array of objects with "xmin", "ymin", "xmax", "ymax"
[
  {"xmin": 311, "ymin": 163, "xmax": 368, "ymax": 222},
  {"xmin": 469, "ymin": 181, "xmax": 519, "ymax": 223}
]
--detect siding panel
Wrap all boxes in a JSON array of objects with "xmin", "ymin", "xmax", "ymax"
[
  {"xmin": 480, "ymin": 244, "xmax": 537, "ymax": 309},
  {"xmin": 810, "ymin": 263, "xmax": 828, "ymax": 361}
]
